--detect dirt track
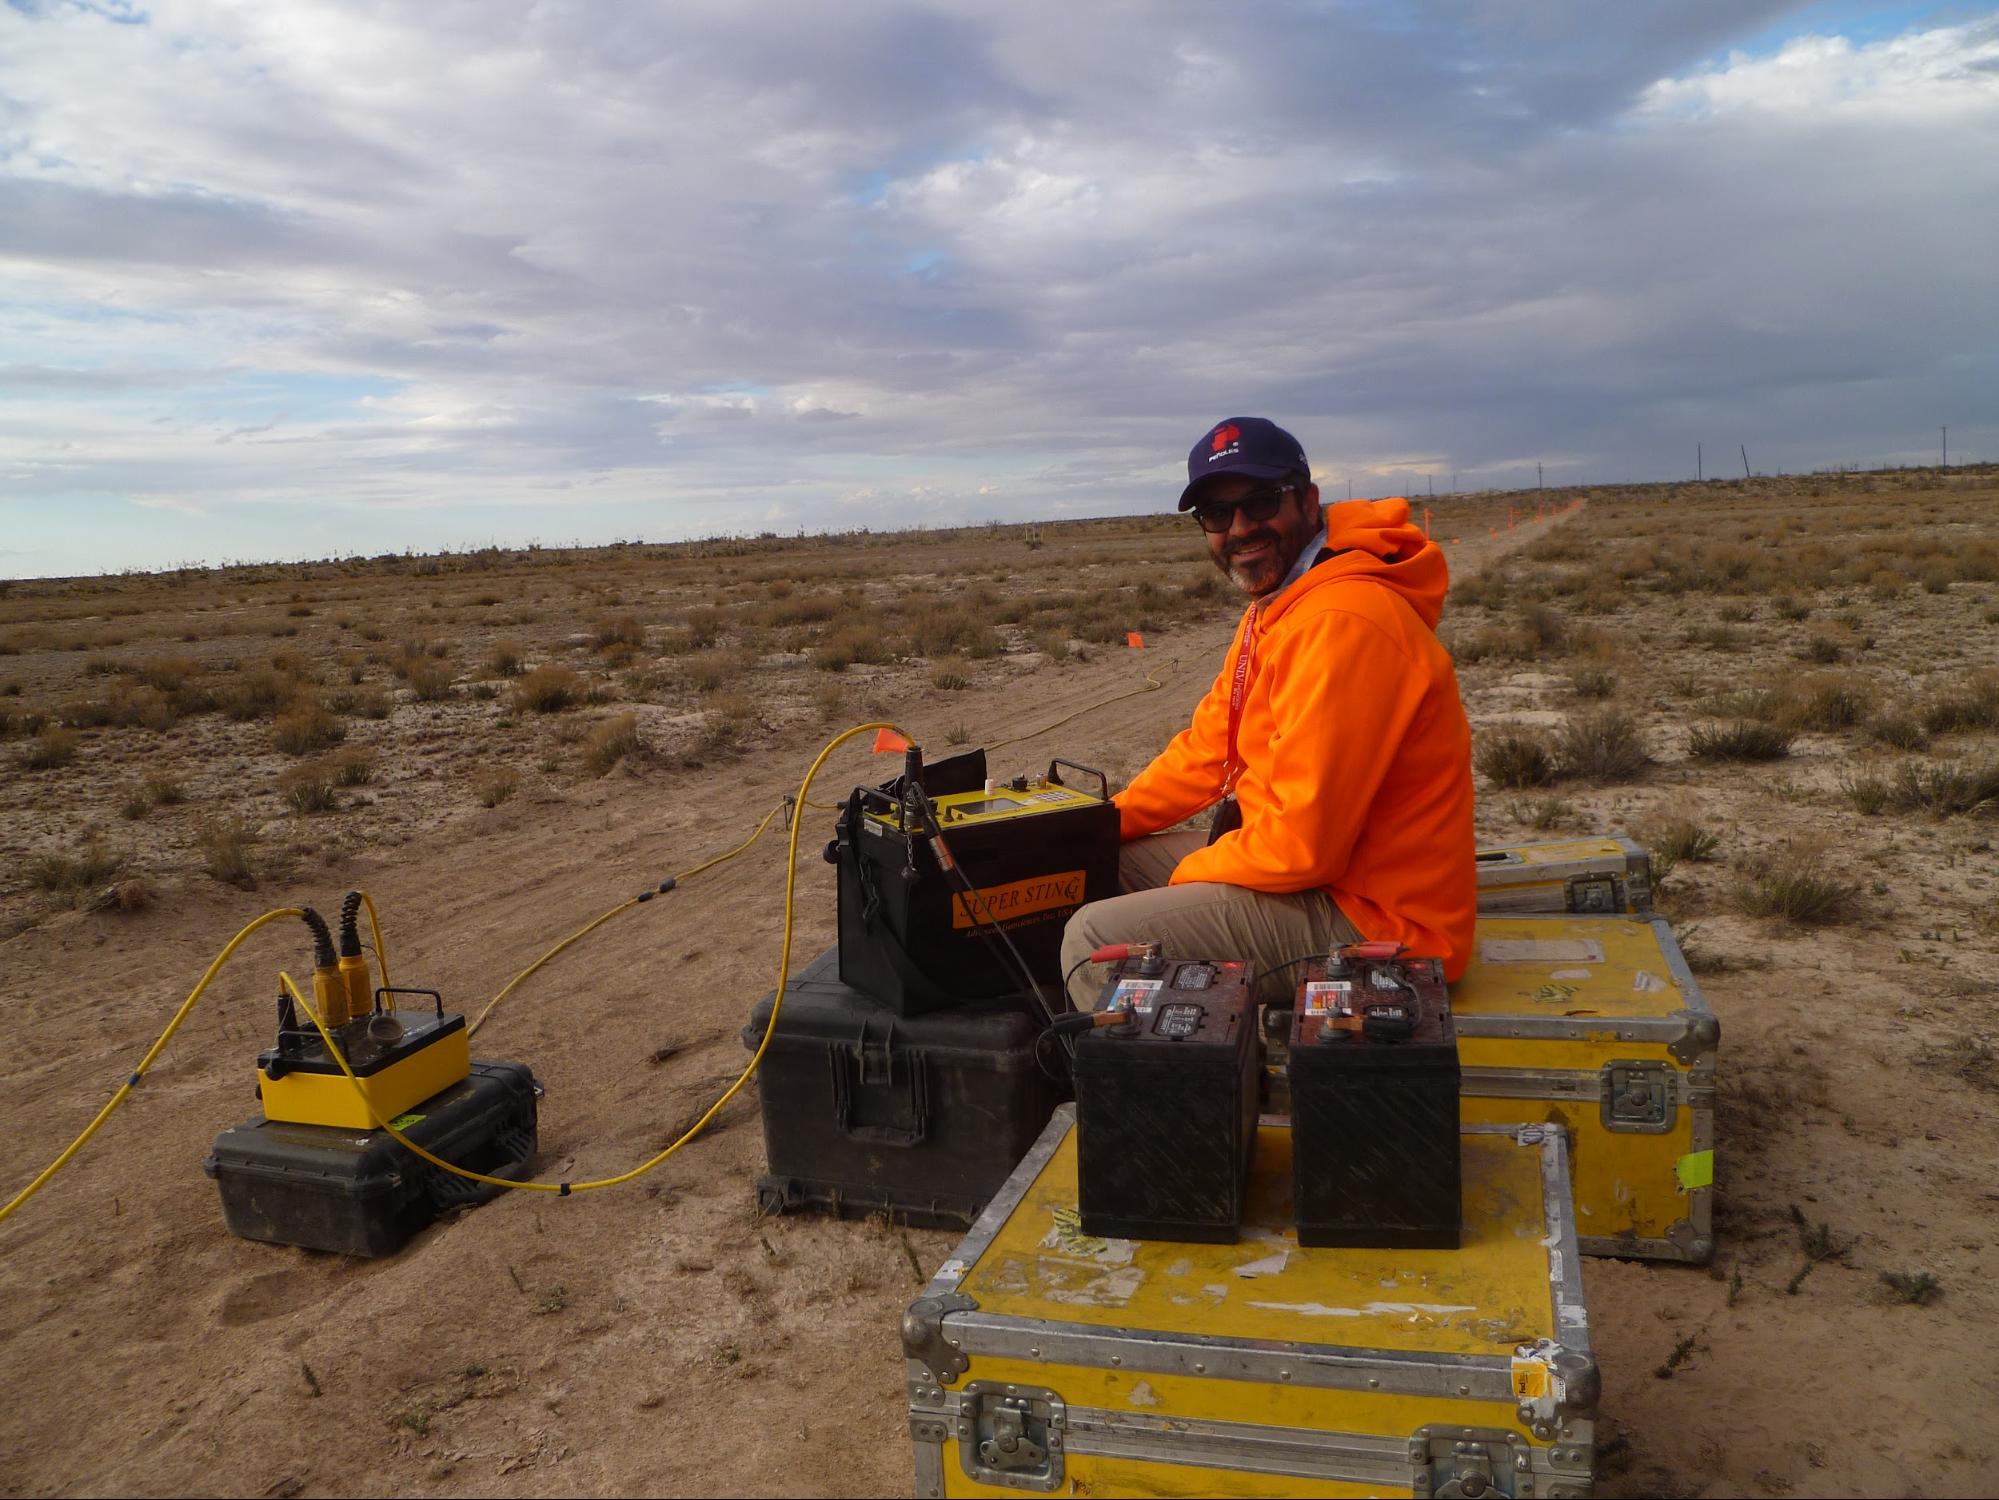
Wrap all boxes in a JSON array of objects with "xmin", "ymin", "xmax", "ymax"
[{"xmin": 4, "ymin": 502, "xmax": 1996, "ymax": 1497}]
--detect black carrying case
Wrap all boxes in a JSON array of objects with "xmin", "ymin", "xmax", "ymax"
[
  {"xmin": 744, "ymin": 944, "xmax": 1062, "ymax": 1229},
  {"xmin": 204, "ymin": 1058, "xmax": 539, "ymax": 1257},
  {"xmin": 826, "ymin": 748, "xmax": 1119, "ymax": 1015},
  {"xmin": 1289, "ymin": 959, "xmax": 1462, "ymax": 1249}
]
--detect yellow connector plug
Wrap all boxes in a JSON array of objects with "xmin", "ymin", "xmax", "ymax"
[{"xmin": 338, "ymin": 951, "xmax": 373, "ymax": 1022}]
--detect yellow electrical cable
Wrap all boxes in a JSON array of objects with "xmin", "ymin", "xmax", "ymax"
[
  {"xmin": 358, "ymin": 888, "xmax": 392, "ymax": 992},
  {"xmin": 0, "ymin": 906, "xmax": 305, "ymax": 1226},
  {"xmin": 279, "ymin": 721, "xmax": 908, "ymax": 1197},
  {"xmin": 465, "ymin": 796, "xmax": 790, "ymax": 1039}
]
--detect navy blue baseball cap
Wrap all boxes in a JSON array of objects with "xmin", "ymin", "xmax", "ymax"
[{"xmin": 1177, "ymin": 417, "xmax": 1310, "ymax": 510}]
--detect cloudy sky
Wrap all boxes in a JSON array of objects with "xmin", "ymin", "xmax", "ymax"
[{"xmin": 2, "ymin": 1, "xmax": 1995, "ymax": 577}]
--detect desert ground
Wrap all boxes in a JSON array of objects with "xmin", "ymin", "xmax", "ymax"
[{"xmin": 3, "ymin": 471, "xmax": 1997, "ymax": 1497}]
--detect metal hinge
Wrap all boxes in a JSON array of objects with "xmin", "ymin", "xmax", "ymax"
[
  {"xmin": 956, "ymin": 1382, "xmax": 1066, "ymax": 1492},
  {"xmin": 1599, "ymin": 1060, "xmax": 1675, "ymax": 1133},
  {"xmin": 1563, "ymin": 873, "xmax": 1623, "ymax": 914},
  {"xmin": 1667, "ymin": 1007, "xmax": 1722, "ymax": 1067}
]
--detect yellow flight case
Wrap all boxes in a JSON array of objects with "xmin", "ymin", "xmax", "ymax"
[
  {"xmin": 1453, "ymin": 913, "xmax": 1718, "ymax": 1264},
  {"xmin": 905, "ymin": 1105, "xmax": 1597, "ymax": 1498},
  {"xmin": 1474, "ymin": 836, "xmax": 1651, "ymax": 916}
]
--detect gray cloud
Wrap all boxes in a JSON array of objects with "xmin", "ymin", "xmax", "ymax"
[{"xmin": 0, "ymin": 1, "xmax": 1993, "ymax": 574}]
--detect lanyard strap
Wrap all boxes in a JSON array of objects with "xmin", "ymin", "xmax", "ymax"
[{"xmin": 1221, "ymin": 600, "xmax": 1262, "ymax": 794}]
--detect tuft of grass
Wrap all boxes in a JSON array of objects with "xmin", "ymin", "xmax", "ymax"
[
  {"xmin": 119, "ymin": 786, "xmax": 155, "ymax": 820},
  {"xmin": 1475, "ymin": 730, "xmax": 1557, "ymax": 789},
  {"xmin": 1868, "ymin": 711, "xmax": 1930, "ymax": 752},
  {"xmin": 1922, "ymin": 674, "xmax": 1999, "ymax": 735},
  {"xmin": 487, "ymin": 640, "xmax": 526, "ymax": 677},
  {"xmin": 1649, "ymin": 817, "xmax": 1721, "ymax": 866},
  {"xmin": 1880, "ymin": 1270, "xmax": 1942, "ymax": 1306},
  {"xmin": 19, "ymin": 726, "xmax": 79, "ymax": 771},
  {"xmin": 513, "ymin": 665, "xmax": 585, "ymax": 713},
  {"xmin": 1568, "ymin": 666, "xmax": 1616, "ymax": 699},
  {"xmin": 1508, "ymin": 794, "xmax": 1575, "ymax": 831},
  {"xmin": 1795, "ymin": 635, "xmax": 1846, "ymax": 665},
  {"xmin": 273, "ymin": 704, "xmax": 346, "ymax": 756},
  {"xmin": 593, "ymin": 615, "xmax": 647, "ymax": 652},
  {"xmin": 684, "ymin": 606, "xmax": 725, "ymax": 648},
  {"xmin": 1881, "ymin": 760, "xmax": 1999, "ymax": 817},
  {"xmin": 1735, "ymin": 848, "xmax": 1858, "ymax": 925},
  {"xmin": 279, "ymin": 764, "xmax": 341, "ymax": 815},
  {"xmin": 1688, "ymin": 721, "xmax": 1794, "ymax": 762},
  {"xmin": 930, "ymin": 659, "xmax": 971, "ymax": 692},
  {"xmin": 476, "ymin": 768, "xmax": 519, "ymax": 807},
  {"xmin": 1555, "ymin": 708, "xmax": 1652, "ymax": 782},
  {"xmin": 811, "ymin": 623, "xmax": 892, "ymax": 673},
  {"xmin": 399, "ymin": 658, "xmax": 455, "ymax": 701},
  {"xmin": 29, "ymin": 842, "xmax": 123, "ymax": 900},
  {"xmin": 145, "ymin": 775, "xmax": 187, "ymax": 805},
  {"xmin": 1780, "ymin": 674, "xmax": 1872, "ymax": 732},
  {"xmin": 198, "ymin": 819, "xmax": 259, "ymax": 888},
  {"xmin": 581, "ymin": 713, "xmax": 641, "ymax": 776}
]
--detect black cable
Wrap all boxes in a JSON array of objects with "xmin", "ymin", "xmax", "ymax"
[{"xmin": 908, "ymin": 783, "xmax": 1063, "ymax": 1029}]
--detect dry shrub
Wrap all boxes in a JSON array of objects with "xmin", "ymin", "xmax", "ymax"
[
  {"xmin": 812, "ymin": 624, "xmax": 892, "ymax": 673},
  {"xmin": 1555, "ymin": 708, "xmax": 1652, "ymax": 782},
  {"xmin": 1648, "ymin": 817, "xmax": 1721, "ymax": 866},
  {"xmin": 1795, "ymin": 635, "xmax": 1845, "ymax": 665},
  {"xmin": 330, "ymin": 746, "xmax": 377, "ymax": 786},
  {"xmin": 279, "ymin": 763, "xmax": 341, "ymax": 814},
  {"xmin": 513, "ymin": 665, "xmax": 585, "ymax": 713},
  {"xmin": 476, "ymin": 768, "xmax": 520, "ymax": 807},
  {"xmin": 199, "ymin": 819, "xmax": 259, "ymax": 887},
  {"xmin": 1569, "ymin": 666, "xmax": 1616, "ymax": 699},
  {"xmin": 931, "ymin": 659, "xmax": 971, "ymax": 692},
  {"xmin": 401, "ymin": 658, "xmax": 455, "ymax": 701},
  {"xmin": 593, "ymin": 615, "xmax": 647, "ymax": 652},
  {"xmin": 273, "ymin": 704, "xmax": 346, "ymax": 756},
  {"xmin": 685, "ymin": 655, "xmax": 730, "ymax": 694},
  {"xmin": 581, "ymin": 713, "xmax": 641, "ymax": 776},
  {"xmin": 905, "ymin": 604, "xmax": 1002, "ymax": 660},
  {"xmin": 487, "ymin": 640, "xmax": 525, "ymax": 677},
  {"xmin": 217, "ymin": 669, "xmax": 300, "ymax": 722},
  {"xmin": 19, "ymin": 726, "xmax": 78, "ymax": 770},
  {"xmin": 685, "ymin": 605, "xmax": 727, "ymax": 646},
  {"xmin": 1687, "ymin": 722, "xmax": 1794, "ymax": 762},
  {"xmin": 1734, "ymin": 845, "xmax": 1858, "ymax": 925},
  {"xmin": 1851, "ymin": 760, "xmax": 1999, "ymax": 817},
  {"xmin": 1922, "ymin": 673, "xmax": 1999, "ymax": 735},
  {"xmin": 1475, "ymin": 730, "xmax": 1557, "ymax": 789},
  {"xmin": 1779, "ymin": 674, "xmax": 1872, "ymax": 732},
  {"xmin": 29, "ymin": 842, "xmax": 122, "ymax": 900},
  {"xmin": 1868, "ymin": 711, "xmax": 1930, "ymax": 752}
]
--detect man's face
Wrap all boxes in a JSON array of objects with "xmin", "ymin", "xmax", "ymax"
[{"xmin": 1194, "ymin": 475, "xmax": 1324, "ymax": 598}]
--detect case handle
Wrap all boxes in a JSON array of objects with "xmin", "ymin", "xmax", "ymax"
[{"xmin": 1046, "ymin": 758, "xmax": 1109, "ymax": 801}]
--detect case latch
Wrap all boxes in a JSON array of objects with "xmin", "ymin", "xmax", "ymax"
[
  {"xmin": 957, "ymin": 1382, "xmax": 1065, "ymax": 1492},
  {"xmin": 1410, "ymin": 1426, "xmax": 1531, "ymax": 1498},
  {"xmin": 1599, "ymin": 1060, "xmax": 1674, "ymax": 1133},
  {"xmin": 1563, "ymin": 873, "xmax": 1622, "ymax": 914}
]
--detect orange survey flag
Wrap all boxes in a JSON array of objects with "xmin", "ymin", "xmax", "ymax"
[
  {"xmin": 1127, "ymin": 632, "xmax": 1146, "ymax": 649},
  {"xmin": 872, "ymin": 728, "xmax": 908, "ymax": 754}
]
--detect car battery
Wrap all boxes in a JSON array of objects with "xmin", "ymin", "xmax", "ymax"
[
  {"xmin": 1072, "ymin": 954, "xmax": 1258, "ymax": 1243},
  {"xmin": 1290, "ymin": 947, "xmax": 1461, "ymax": 1249},
  {"xmin": 204, "ymin": 1059, "xmax": 539, "ymax": 1257},
  {"xmin": 825, "ymin": 747, "xmax": 1119, "ymax": 1015}
]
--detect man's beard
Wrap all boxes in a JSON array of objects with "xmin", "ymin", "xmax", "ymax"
[{"xmin": 1218, "ymin": 529, "xmax": 1291, "ymax": 596}]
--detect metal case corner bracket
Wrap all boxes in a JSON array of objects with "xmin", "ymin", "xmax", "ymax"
[{"xmin": 904, "ymin": 1291, "xmax": 979, "ymax": 1385}]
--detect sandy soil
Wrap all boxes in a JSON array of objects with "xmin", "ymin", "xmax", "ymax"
[{"xmin": 3, "ymin": 480, "xmax": 1997, "ymax": 1497}]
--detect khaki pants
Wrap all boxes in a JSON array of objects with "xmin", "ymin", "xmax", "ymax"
[{"xmin": 1059, "ymin": 829, "xmax": 1362, "ymax": 1009}]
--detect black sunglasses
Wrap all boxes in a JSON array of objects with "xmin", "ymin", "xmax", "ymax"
[{"xmin": 1191, "ymin": 484, "xmax": 1294, "ymax": 534}]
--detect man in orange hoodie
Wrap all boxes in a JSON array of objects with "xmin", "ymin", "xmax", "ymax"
[{"xmin": 1060, "ymin": 417, "xmax": 1476, "ymax": 1008}]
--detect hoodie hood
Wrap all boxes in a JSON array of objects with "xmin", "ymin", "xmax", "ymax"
[{"xmin": 1263, "ymin": 496, "xmax": 1448, "ymax": 631}]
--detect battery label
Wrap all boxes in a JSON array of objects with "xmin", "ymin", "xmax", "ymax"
[
  {"xmin": 1110, "ymin": 978, "xmax": 1165, "ymax": 1013},
  {"xmin": 1301, "ymin": 980, "xmax": 1355, "ymax": 1017},
  {"xmin": 950, "ymin": 868, "xmax": 1087, "ymax": 930}
]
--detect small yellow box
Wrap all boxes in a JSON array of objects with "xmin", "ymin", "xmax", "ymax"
[{"xmin": 258, "ymin": 1013, "xmax": 470, "ymax": 1131}]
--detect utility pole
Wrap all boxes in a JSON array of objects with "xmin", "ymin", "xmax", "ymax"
[
  {"xmin": 1428, "ymin": 473, "xmax": 1434, "ymax": 497},
  {"xmin": 1740, "ymin": 444, "xmax": 1750, "ymax": 480},
  {"xmin": 1346, "ymin": 477, "xmax": 1352, "ymax": 501},
  {"xmin": 1942, "ymin": 426, "xmax": 1948, "ymax": 468},
  {"xmin": 1452, "ymin": 472, "xmax": 1458, "ymax": 494},
  {"xmin": 1536, "ymin": 461, "xmax": 1543, "ymax": 491},
  {"xmin": 1697, "ymin": 443, "xmax": 1703, "ymax": 482}
]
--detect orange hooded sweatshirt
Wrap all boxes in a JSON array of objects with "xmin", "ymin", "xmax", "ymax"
[{"xmin": 1114, "ymin": 498, "xmax": 1477, "ymax": 980}]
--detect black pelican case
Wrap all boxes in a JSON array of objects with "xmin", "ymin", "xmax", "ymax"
[
  {"xmin": 744, "ymin": 944, "xmax": 1062, "ymax": 1229},
  {"xmin": 204, "ymin": 1058, "xmax": 539, "ymax": 1257}
]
